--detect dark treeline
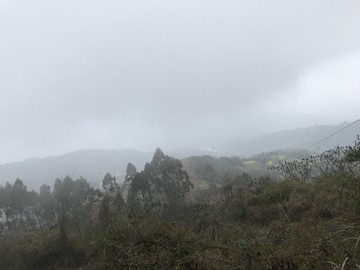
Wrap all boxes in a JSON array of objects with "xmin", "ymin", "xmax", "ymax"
[{"xmin": 1, "ymin": 140, "xmax": 360, "ymax": 269}]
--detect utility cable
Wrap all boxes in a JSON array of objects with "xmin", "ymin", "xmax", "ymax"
[
  {"xmin": 293, "ymin": 118, "xmax": 360, "ymax": 156},
  {"xmin": 269, "ymin": 118, "xmax": 360, "ymax": 170}
]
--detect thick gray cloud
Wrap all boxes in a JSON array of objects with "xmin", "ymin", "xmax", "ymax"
[{"xmin": 1, "ymin": 0, "xmax": 360, "ymax": 163}]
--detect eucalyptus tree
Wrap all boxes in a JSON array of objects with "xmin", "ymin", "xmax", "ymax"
[
  {"xmin": 53, "ymin": 176, "xmax": 99, "ymax": 243},
  {"xmin": 0, "ymin": 179, "xmax": 37, "ymax": 230},
  {"xmin": 38, "ymin": 184, "xmax": 56, "ymax": 228},
  {"xmin": 126, "ymin": 148, "xmax": 193, "ymax": 212}
]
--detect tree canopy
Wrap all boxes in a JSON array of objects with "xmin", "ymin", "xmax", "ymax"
[{"xmin": 126, "ymin": 148, "xmax": 193, "ymax": 209}]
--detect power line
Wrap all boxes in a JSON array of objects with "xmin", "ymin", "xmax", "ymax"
[
  {"xmin": 294, "ymin": 118, "xmax": 360, "ymax": 156},
  {"xmin": 268, "ymin": 119, "xmax": 360, "ymax": 169}
]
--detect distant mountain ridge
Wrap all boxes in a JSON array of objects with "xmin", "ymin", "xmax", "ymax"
[
  {"xmin": 0, "ymin": 149, "xmax": 152, "ymax": 191},
  {"xmin": 0, "ymin": 122, "xmax": 358, "ymax": 191},
  {"xmin": 219, "ymin": 121, "xmax": 360, "ymax": 156}
]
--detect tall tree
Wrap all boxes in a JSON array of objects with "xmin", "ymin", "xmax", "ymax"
[
  {"xmin": 127, "ymin": 148, "xmax": 193, "ymax": 210},
  {"xmin": 53, "ymin": 176, "xmax": 97, "ymax": 243},
  {"xmin": 102, "ymin": 172, "xmax": 118, "ymax": 193},
  {"xmin": 38, "ymin": 184, "xmax": 56, "ymax": 228},
  {"xmin": 0, "ymin": 179, "xmax": 36, "ymax": 230}
]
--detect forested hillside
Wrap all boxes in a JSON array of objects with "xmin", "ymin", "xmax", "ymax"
[
  {"xmin": 1, "ymin": 138, "xmax": 360, "ymax": 269},
  {"xmin": 182, "ymin": 149, "xmax": 309, "ymax": 191}
]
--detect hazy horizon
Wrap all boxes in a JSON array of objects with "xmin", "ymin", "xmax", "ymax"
[
  {"xmin": 0, "ymin": 120, "xmax": 358, "ymax": 166},
  {"xmin": 1, "ymin": 1, "xmax": 360, "ymax": 164}
]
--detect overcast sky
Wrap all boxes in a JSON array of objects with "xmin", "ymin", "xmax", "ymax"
[{"xmin": 1, "ymin": 0, "xmax": 360, "ymax": 164}]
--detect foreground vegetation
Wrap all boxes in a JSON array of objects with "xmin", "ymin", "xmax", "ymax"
[{"xmin": 1, "ymin": 139, "xmax": 360, "ymax": 269}]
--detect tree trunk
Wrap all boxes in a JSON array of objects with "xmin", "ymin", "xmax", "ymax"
[{"xmin": 59, "ymin": 210, "xmax": 67, "ymax": 245}]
